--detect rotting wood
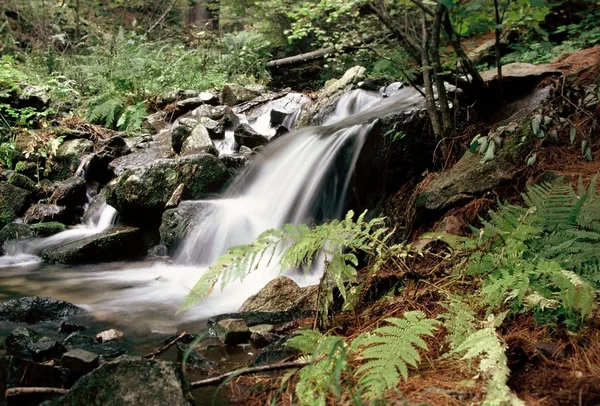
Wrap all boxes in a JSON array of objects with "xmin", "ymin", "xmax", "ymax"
[
  {"xmin": 190, "ymin": 360, "xmax": 312, "ymax": 388},
  {"xmin": 5, "ymin": 387, "xmax": 69, "ymax": 397}
]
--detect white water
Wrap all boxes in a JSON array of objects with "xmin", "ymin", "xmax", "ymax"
[{"xmin": 0, "ymin": 86, "xmax": 425, "ymax": 330}]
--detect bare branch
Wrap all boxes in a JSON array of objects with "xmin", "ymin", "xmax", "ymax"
[{"xmin": 6, "ymin": 387, "xmax": 69, "ymax": 397}]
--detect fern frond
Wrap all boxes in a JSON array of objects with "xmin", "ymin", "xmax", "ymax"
[
  {"xmin": 87, "ymin": 93, "xmax": 125, "ymax": 129},
  {"xmin": 351, "ymin": 311, "xmax": 437, "ymax": 400},
  {"xmin": 438, "ymin": 297, "xmax": 477, "ymax": 350},
  {"xmin": 117, "ymin": 101, "xmax": 146, "ymax": 132}
]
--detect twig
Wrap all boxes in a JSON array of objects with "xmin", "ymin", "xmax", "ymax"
[
  {"xmin": 190, "ymin": 360, "xmax": 311, "ymax": 388},
  {"xmin": 146, "ymin": 0, "xmax": 177, "ymax": 35},
  {"xmin": 6, "ymin": 387, "xmax": 69, "ymax": 397},
  {"xmin": 144, "ymin": 331, "xmax": 187, "ymax": 359}
]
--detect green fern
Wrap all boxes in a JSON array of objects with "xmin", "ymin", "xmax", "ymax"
[
  {"xmin": 350, "ymin": 311, "xmax": 438, "ymax": 400},
  {"xmin": 452, "ymin": 313, "xmax": 525, "ymax": 406},
  {"xmin": 117, "ymin": 101, "xmax": 146, "ymax": 132},
  {"xmin": 87, "ymin": 93, "xmax": 125, "ymax": 129},
  {"xmin": 438, "ymin": 297, "xmax": 477, "ymax": 350}
]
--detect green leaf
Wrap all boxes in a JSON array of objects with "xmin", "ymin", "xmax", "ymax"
[
  {"xmin": 531, "ymin": 114, "xmax": 542, "ymax": 136},
  {"xmin": 569, "ymin": 126, "xmax": 577, "ymax": 145},
  {"xmin": 527, "ymin": 153, "xmax": 537, "ymax": 166},
  {"xmin": 439, "ymin": 0, "xmax": 454, "ymax": 9},
  {"xmin": 585, "ymin": 146, "xmax": 593, "ymax": 162}
]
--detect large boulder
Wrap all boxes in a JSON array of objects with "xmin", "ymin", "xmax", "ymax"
[
  {"xmin": 42, "ymin": 356, "xmax": 191, "ymax": 406},
  {"xmin": 171, "ymin": 125, "xmax": 193, "ymax": 154},
  {"xmin": 50, "ymin": 176, "xmax": 87, "ymax": 207},
  {"xmin": 0, "ymin": 182, "xmax": 31, "ymax": 229},
  {"xmin": 192, "ymin": 104, "xmax": 230, "ymax": 121},
  {"xmin": 7, "ymin": 172, "xmax": 38, "ymax": 193},
  {"xmin": 159, "ymin": 201, "xmax": 208, "ymax": 255},
  {"xmin": 105, "ymin": 154, "xmax": 231, "ymax": 225},
  {"xmin": 0, "ymin": 296, "xmax": 83, "ymax": 323},
  {"xmin": 180, "ymin": 125, "xmax": 219, "ymax": 156},
  {"xmin": 49, "ymin": 139, "xmax": 93, "ymax": 182},
  {"xmin": 233, "ymin": 123, "xmax": 268, "ymax": 149},
  {"xmin": 239, "ymin": 276, "xmax": 318, "ymax": 313},
  {"xmin": 0, "ymin": 222, "xmax": 32, "ymax": 254},
  {"xmin": 40, "ymin": 225, "xmax": 147, "ymax": 264},
  {"xmin": 199, "ymin": 117, "xmax": 225, "ymax": 140},
  {"xmin": 170, "ymin": 92, "xmax": 219, "ymax": 120},
  {"xmin": 30, "ymin": 221, "xmax": 67, "ymax": 237},
  {"xmin": 214, "ymin": 319, "xmax": 251, "ymax": 345},
  {"xmin": 294, "ymin": 66, "xmax": 366, "ymax": 128},
  {"xmin": 85, "ymin": 135, "xmax": 131, "ymax": 185}
]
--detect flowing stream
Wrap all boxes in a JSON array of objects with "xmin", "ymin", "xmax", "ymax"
[{"xmin": 0, "ymin": 86, "xmax": 423, "ymax": 341}]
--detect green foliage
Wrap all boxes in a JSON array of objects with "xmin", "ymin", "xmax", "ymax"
[
  {"xmin": 181, "ymin": 210, "xmax": 405, "ymax": 321},
  {"xmin": 351, "ymin": 311, "xmax": 437, "ymax": 399},
  {"xmin": 87, "ymin": 94, "xmax": 126, "ymax": 130},
  {"xmin": 284, "ymin": 311, "xmax": 437, "ymax": 404},
  {"xmin": 452, "ymin": 313, "xmax": 524, "ymax": 406},
  {"xmin": 459, "ymin": 177, "xmax": 599, "ymax": 326},
  {"xmin": 0, "ymin": 140, "xmax": 16, "ymax": 169}
]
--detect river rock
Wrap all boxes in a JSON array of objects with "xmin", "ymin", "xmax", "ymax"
[
  {"xmin": 106, "ymin": 154, "xmax": 230, "ymax": 225},
  {"xmin": 192, "ymin": 104, "xmax": 230, "ymax": 121},
  {"xmin": 50, "ymin": 176, "xmax": 87, "ymax": 207},
  {"xmin": 50, "ymin": 139, "xmax": 93, "ymax": 182},
  {"xmin": 31, "ymin": 221, "xmax": 67, "ymax": 237},
  {"xmin": 28, "ymin": 337, "xmax": 68, "ymax": 362},
  {"xmin": 199, "ymin": 117, "xmax": 225, "ymax": 140},
  {"xmin": 4, "ymin": 327, "xmax": 41, "ymax": 357},
  {"xmin": 96, "ymin": 329, "xmax": 124, "ymax": 343},
  {"xmin": 181, "ymin": 124, "xmax": 219, "ymax": 156},
  {"xmin": 172, "ymin": 92, "xmax": 219, "ymax": 119},
  {"xmin": 233, "ymin": 123, "xmax": 268, "ymax": 149},
  {"xmin": 215, "ymin": 319, "xmax": 251, "ymax": 345},
  {"xmin": 85, "ymin": 135, "xmax": 131, "ymax": 185},
  {"xmin": 7, "ymin": 172, "xmax": 38, "ymax": 193},
  {"xmin": 221, "ymin": 84, "xmax": 263, "ymax": 106},
  {"xmin": 0, "ymin": 297, "xmax": 82, "ymax": 323},
  {"xmin": 160, "ymin": 201, "xmax": 209, "ymax": 255},
  {"xmin": 42, "ymin": 356, "xmax": 191, "ymax": 406},
  {"xmin": 0, "ymin": 182, "xmax": 31, "ymax": 229},
  {"xmin": 165, "ymin": 184, "xmax": 187, "ymax": 209},
  {"xmin": 59, "ymin": 321, "xmax": 86, "ymax": 334},
  {"xmin": 239, "ymin": 276, "xmax": 318, "ymax": 313},
  {"xmin": 0, "ymin": 222, "xmax": 32, "ymax": 254},
  {"xmin": 208, "ymin": 310, "xmax": 312, "ymax": 329},
  {"xmin": 24, "ymin": 204, "xmax": 77, "ymax": 225},
  {"xmin": 219, "ymin": 153, "xmax": 251, "ymax": 176},
  {"xmin": 56, "ymin": 139, "xmax": 94, "ymax": 157},
  {"xmin": 295, "ymin": 65, "xmax": 366, "ymax": 128},
  {"xmin": 61, "ymin": 349, "xmax": 100, "ymax": 374},
  {"xmin": 40, "ymin": 225, "xmax": 147, "ymax": 264},
  {"xmin": 249, "ymin": 325, "xmax": 278, "ymax": 348}
]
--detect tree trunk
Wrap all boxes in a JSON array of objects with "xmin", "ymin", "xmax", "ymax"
[
  {"xmin": 420, "ymin": 11, "xmax": 442, "ymax": 139},
  {"xmin": 493, "ymin": 0, "xmax": 504, "ymax": 96},
  {"xmin": 431, "ymin": 4, "xmax": 452, "ymax": 136},
  {"xmin": 186, "ymin": 0, "xmax": 219, "ymax": 31}
]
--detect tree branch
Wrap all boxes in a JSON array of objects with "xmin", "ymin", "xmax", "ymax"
[
  {"xmin": 144, "ymin": 331, "xmax": 187, "ymax": 359},
  {"xmin": 190, "ymin": 360, "xmax": 311, "ymax": 388},
  {"xmin": 6, "ymin": 387, "xmax": 69, "ymax": 397}
]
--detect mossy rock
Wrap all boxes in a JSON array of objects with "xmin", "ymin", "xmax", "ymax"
[
  {"xmin": 105, "ymin": 154, "xmax": 231, "ymax": 226},
  {"xmin": 31, "ymin": 222, "xmax": 67, "ymax": 237},
  {"xmin": 7, "ymin": 172, "xmax": 38, "ymax": 193},
  {"xmin": 0, "ymin": 182, "xmax": 31, "ymax": 229},
  {"xmin": 0, "ymin": 222, "xmax": 32, "ymax": 254},
  {"xmin": 159, "ymin": 201, "xmax": 208, "ymax": 255}
]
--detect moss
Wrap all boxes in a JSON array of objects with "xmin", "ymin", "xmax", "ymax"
[
  {"xmin": 30, "ymin": 221, "xmax": 67, "ymax": 237},
  {"xmin": 0, "ymin": 182, "xmax": 31, "ymax": 229}
]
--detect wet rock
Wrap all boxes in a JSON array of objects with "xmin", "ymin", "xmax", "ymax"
[
  {"xmin": 106, "ymin": 154, "xmax": 230, "ymax": 226},
  {"xmin": 239, "ymin": 276, "xmax": 318, "ymax": 313},
  {"xmin": 223, "ymin": 109, "xmax": 242, "ymax": 128},
  {"xmin": 219, "ymin": 153, "xmax": 250, "ymax": 176},
  {"xmin": 273, "ymin": 125, "xmax": 289, "ymax": 139},
  {"xmin": 62, "ymin": 333, "xmax": 125, "ymax": 360},
  {"xmin": 96, "ymin": 329, "xmax": 124, "ymax": 343},
  {"xmin": 169, "ymin": 334, "xmax": 214, "ymax": 371},
  {"xmin": 0, "ymin": 356, "xmax": 72, "ymax": 403},
  {"xmin": 221, "ymin": 84, "xmax": 263, "ymax": 106},
  {"xmin": 4, "ymin": 327, "xmax": 41, "ymax": 357},
  {"xmin": 270, "ymin": 109, "xmax": 288, "ymax": 127},
  {"xmin": 61, "ymin": 349, "xmax": 100, "ymax": 374},
  {"xmin": 0, "ymin": 297, "xmax": 82, "ymax": 323},
  {"xmin": 249, "ymin": 325, "xmax": 278, "ymax": 348},
  {"xmin": 172, "ymin": 93, "xmax": 219, "ymax": 119},
  {"xmin": 23, "ymin": 204, "xmax": 76, "ymax": 225},
  {"xmin": 215, "ymin": 319, "xmax": 251, "ymax": 345},
  {"xmin": 31, "ymin": 221, "xmax": 67, "ymax": 238},
  {"xmin": 233, "ymin": 123, "xmax": 268, "ymax": 149},
  {"xmin": 14, "ymin": 161, "xmax": 39, "ymax": 180},
  {"xmin": 160, "ymin": 201, "xmax": 209, "ymax": 255},
  {"xmin": 199, "ymin": 117, "xmax": 225, "ymax": 140},
  {"xmin": 7, "ymin": 172, "xmax": 38, "ymax": 193},
  {"xmin": 171, "ymin": 125, "xmax": 193, "ymax": 154},
  {"xmin": 40, "ymin": 225, "xmax": 147, "ymax": 264},
  {"xmin": 0, "ymin": 182, "xmax": 31, "ymax": 229},
  {"xmin": 417, "ymin": 151, "xmax": 517, "ymax": 212},
  {"xmin": 50, "ymin": 176, "xmax": 87, "ymax": 207},
  {"xmin": 42, "ymin": 356, "xmax": 191, "ymax": 406},
  {"xmin": 181, "ymin": 125, "xmax": 219, "ymax": 156},
  {"xmin": 59, "ymin": 321, "xmax": 86, "ymax": 334},
  {"xmin": 0, "ymin": 222, "xmax": 32, "ymax": 254},
  {"xmin": 208, "ymin": 310, "xmax": 311, "ymax": 330},
  {"xmin": 54, "ymin": 127, "xmax": 92, "ymax": 140},
  {"xmin": 143, "ymin": 111, "xmax": 168, "ymax": 133},
  {"xmin": 192, "ymin": 104, "xmax": 230, "ymax": 121},
  {"xmin": 295, "ymin": 66, "xmax": 366, "ymax": 128},
  {"xmin": 49, "ymin": 140, "xmax": 92, "ymax": 181},
  {"xmin": 85, "ymin": 135, "xmax": 131, "ymax": 185},
  {"xmin": 165, "ymin": 184, "xmax": 187, "ymax": 209},
  {"xmin": 29, "ymin": 337, "xmax": 67, "ymax": 362}
]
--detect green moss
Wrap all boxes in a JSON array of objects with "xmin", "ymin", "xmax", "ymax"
[{"xmin": 30, "ymin": 221, "xmax": 67, "ymax": 237}]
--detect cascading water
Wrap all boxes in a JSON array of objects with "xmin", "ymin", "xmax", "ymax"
[{"xmin": 0, "ymin": 86, "xmax": 424, "ymax": 333}]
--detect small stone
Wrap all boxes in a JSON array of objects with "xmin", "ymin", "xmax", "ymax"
[
  {"xmin": 216, "ymin": 319, "xmax": 250, "ymax": 345},
  {"xmin": 96, "ymin": 329, "xmax": 124, "ymax": 343},
  {"xmin": 59, "ymin": 321, "xmax": 86, "ymax": 334},
  {"xmin": 62, "ymin": 349, "xmax": 100, "ymax": 373},
  {"xmin": 29, "ymin": 337, "xmax": 67, "ymax": 362},
  {"xmin": 165, "ymin": 184, "xmax": 187, "ymax": 209}
]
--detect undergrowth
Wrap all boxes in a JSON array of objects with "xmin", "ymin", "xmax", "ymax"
[{"xmin": 184, "ymin": 176, "xmax": 599, "ymax": 405}]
